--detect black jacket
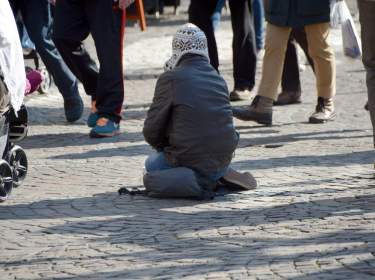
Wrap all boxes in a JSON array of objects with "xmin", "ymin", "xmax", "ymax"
[
  {"xmin": 264, "ymin": 0, "xmax": 330, "ymax": 27},
  {"xmin": 143, "ymin": 55, "xmax": 239, "ymax": 177}
]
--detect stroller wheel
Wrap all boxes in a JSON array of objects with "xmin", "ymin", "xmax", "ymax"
[
  {"xmin": 38, "ymin": 67, "xmax": 52, "ymax": 94},
  {"xmin": 0, "ymin": 160, "xmax": 13, "ymax": 202},
  {"xmin": 8, "ymin": 146, "xmax": 28, "ymax": 188}
]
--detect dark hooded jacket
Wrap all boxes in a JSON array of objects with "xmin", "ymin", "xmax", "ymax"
[
  {"xmin": 143, "ymin": 54, "xmax": 239, "ymax": 178},
  {"xmin": 264, "ymin": 0, "xmax": 330, "ymax": 28}
]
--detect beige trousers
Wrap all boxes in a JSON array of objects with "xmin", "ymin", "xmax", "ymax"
[{"xmin": 258, "ymin": 23, "xmax": 336, "ymax": 101}]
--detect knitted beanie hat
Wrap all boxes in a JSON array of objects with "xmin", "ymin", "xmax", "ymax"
[{"xmin": 164, "ymin": 23, "xmax": 210, "ymax": 72}]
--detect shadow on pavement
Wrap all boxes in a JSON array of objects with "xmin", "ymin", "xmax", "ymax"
[
  {"xmin": 234, "ymin": 150, "xmax": 375, "ymax": 170},
  {"xmin": 27, "ymin": 106, "xmax": 148, "ymax": 126},
  {"xmin": 237, "ymin": 129, "xmax": 372, "ymax": 148},
  {"xmin": 22, "ymin": 132, "xmax": 145, "ymax": 149},
  {"xmin": 49, "ymin": 144, "xmax": 151, "ymax": 160},
  {"xmin": 1, "ymin": 190, "xmax": 374, "ymax": 278}
]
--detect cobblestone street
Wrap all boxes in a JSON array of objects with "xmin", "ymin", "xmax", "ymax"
[{"xmin": 1, "ymin": 2, "xmax": 375, "ymax": 279}]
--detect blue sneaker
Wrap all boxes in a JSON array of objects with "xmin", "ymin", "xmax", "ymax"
[
  {"xmin": 89, "ymin": 118, "xmax": 120, "ymax": 138},
  {"xmin": 87, "ymin": 112, "xmax": 99, "ymax": 128},
  {"xmin": 64, "ymin": 96, "xmax": 83, "ymax": 123}
]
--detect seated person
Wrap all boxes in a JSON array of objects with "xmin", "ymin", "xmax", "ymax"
[{"xmin": 143, "ymin": 24, "xmax": 256, "ymax": 198}]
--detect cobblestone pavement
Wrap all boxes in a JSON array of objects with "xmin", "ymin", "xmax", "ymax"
[{"xmin": 1, "ymin": 2, "xmax": 375, "ymax": 279}]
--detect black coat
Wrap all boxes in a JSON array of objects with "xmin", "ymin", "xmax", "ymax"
[
  {"xmin": 264, "ymin": 0, "xmax": 330, "ymax": 27},
  {"xmin": 143, "ymin": 55, "xmax": 239, "ymax": 178}
]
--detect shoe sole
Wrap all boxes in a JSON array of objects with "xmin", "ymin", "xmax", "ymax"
[
  {"xmin": 89, "ymin": 130, "xmax": 120, "ymax": 138},
  {"xmin": 222, "ymin": 171, "xmax": 257, "ymax": 190},
  {"xmin": 235, "ymin": 113, "xmax": 272, "ymax": 126},
  {"xmin": 309, "ymin": 112, "xmax": 336, "ymax": 124},
  {"xmin": 274, "ymin": 100, "xmax": 302, "ymax": 106}
]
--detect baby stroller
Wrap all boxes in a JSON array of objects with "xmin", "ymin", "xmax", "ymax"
[{"xmin": 0, "ymin": 80, "xmax": 28, "ymax": 202}]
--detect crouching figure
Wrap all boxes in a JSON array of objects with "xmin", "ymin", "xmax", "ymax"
[{"xmin": 142, "ymin": 23, "xmax": 257, "ymax": 199}]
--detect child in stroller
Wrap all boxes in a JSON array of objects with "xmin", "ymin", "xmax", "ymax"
[{"xmin": 0, "ymin": 1, "xmax": 29, "ymax": 202}]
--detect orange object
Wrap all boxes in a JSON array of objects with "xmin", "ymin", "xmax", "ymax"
[{"xmin": 127, "ymin": 0, "xmax": 147, "ymax": 31}]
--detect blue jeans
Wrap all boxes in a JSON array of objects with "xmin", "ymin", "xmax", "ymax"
[
  {"xmin": 145, "ymin": 152, "xmax": 227, "ymax": 182},
  {"xmin": 253, "ymin": 0, "xmax": 264, "ymax": 51},
  {"xmin": 16, "ymin": 21, "xmax": 35, "ymax": 50},
  {"xmin": 211, "ymin": 0, "xmax": 226, "ymax": 32},
  {"xmin": 10, "ymin": 0, "xmax": 79, "ymax": 99}
]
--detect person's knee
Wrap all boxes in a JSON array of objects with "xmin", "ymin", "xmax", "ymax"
[
  {"xmin": 145, "ymin": 152, "xmax": 171, "ymax": 172},
  {"xmin": 144, "ymin": 154, "xmax": 156, "ymax": 172},
  {"xmin": 52, "ymin": 36, "xmax": 81, "ymax": 56},
  {"xmin": 145, "ymin": 153, "xmax": 162, "ymax": 172}
]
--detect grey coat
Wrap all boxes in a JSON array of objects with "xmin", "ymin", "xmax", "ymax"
[{"xmin": 143, "ymin": 55, "xmax": 239, "ymax": 178}]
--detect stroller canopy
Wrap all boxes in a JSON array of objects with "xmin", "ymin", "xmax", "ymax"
[{"xmin": 0, "ymin": 1, "xmax": 26, "ymax": 112}]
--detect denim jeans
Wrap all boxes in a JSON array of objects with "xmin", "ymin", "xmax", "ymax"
[
  {"xmin": 145, "ymin": 152, "xmax": 227, "ymax": 182},
  {"xmin": 212, "ymin": 0, "xmax": 226, "ymax": 32},
  {"xmin": 10, "ymin": 0, "xmax": 79, "ymax": 99},
  {"xmin": 252, "ymin": 0, "xmax": 264, "ymax": 51},
  {"xmin": 16, "ymin": 21, "xmax": 35, "ymax": 50}
]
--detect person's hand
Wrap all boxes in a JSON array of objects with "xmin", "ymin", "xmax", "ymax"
[
  {"xmin": 119, "ymin": 0, "xmax": 135, "ymax": 10},
  {"xmin": 49, "ymin": 0, "xmax": 56, "ymax": 5}
]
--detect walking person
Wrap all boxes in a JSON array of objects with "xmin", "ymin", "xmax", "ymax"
[
  {"xmin": 9, "ymin": 0, "xmax": 83, "ymax": 123},
  {"xmin": 275, "ymin": 28, "xmax": 315, "ymax": 105},
  {"xmin": 357, "ymin": 0, "xmax": 375, "ymax": 146},
  {"xmin": 189, "ymin": 0, "xmax": 257, "ymax": 101},
  {"xmin": 52, "ymin": 0, "xmax": 134, "ymax": 138},
  {"xmin": 233, "ymin": 0, "xmax": 336, "ymax": 125}
]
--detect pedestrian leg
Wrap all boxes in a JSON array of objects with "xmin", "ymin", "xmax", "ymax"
[
  {"xmin": 358, "ymin": 0, "xmax": 375, "ymax": 146},
  {"xmin": 228, "ymin": 0, "xmax": 257, "ymax": 91},
  {"xmin": 18, "ymin": 0, "xmax": 84, "ymax": 122},
  {"xmin": 258, "ymin": 23, "xmax": 291, "ymax": 100},
  {"xmin": 189, "ymin": 0, "xmax": 219, "ymax": 70}
]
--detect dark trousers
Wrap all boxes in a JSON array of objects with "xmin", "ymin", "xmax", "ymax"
[
  {"xmin": 358, "ymin": 0, "xmax": 375, "ymax": 146},
  {"xmin": 189, "ymin": 0, "xmax": 257, "ymax": 90},
  {"xmin": 9, "ymin": 0, "xmax": 79, "ymax": 99},
  {"xmin": 281, "ymin": 28, "xmax": 314, "ymax": 92},
  {"xmin": 53, "ymin": 0, "xmax": 125, "ymax": 122},
  {"xmin": 188, "ymin": 0, "xmax": 219, "ymax": 70}
]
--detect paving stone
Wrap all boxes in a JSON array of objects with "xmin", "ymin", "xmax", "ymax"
[{"xmin": 1, "ymin": 0, "xmax": 374, "ymax": 279}]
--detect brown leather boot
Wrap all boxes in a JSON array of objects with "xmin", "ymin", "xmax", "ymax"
[
  {"xmin": 232, "ymin": 95, "xmax": 273, "ymax": 125},
  {"xmin": 274, "ymin": 90, "xmax": 302, "ymax": 106},
  {"xmin": 309, "ymin": 97, "xmax": 336, "ymax": 123}
]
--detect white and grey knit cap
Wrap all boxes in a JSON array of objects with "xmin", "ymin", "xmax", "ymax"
[{"xmin": 164, "ymin": 23, "xmax": 210, "ymax": 72}]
